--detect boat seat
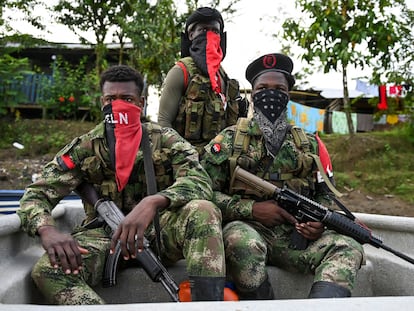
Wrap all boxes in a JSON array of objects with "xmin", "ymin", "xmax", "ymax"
[{"xmin": 94, "ymin": 258, "xmax": 375, "ymax": 303}]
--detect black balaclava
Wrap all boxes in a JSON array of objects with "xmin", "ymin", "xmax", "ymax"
[
  {"xmin": 180, "ymin": 7, "xmax": 227, "ymax": 59},
  {"xmin": 189, "ymin": 31, "xmax": 223, "ymax": 94}
]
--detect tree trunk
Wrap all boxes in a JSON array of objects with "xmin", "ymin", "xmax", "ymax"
[{"xmin": 342, "ymin": 64, "xmax": 355, "ymax": 135}]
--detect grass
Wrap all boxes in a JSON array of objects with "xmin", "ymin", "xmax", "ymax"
[
  {"xmin": 1, "ymin": 118, "xmax": 413, "ymax": 204},
  {"xmin": 321, "ymin": 126, "xmax": 414, "ymax": 204}
]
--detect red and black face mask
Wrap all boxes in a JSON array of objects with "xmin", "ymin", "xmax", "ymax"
[
  {"xmin": 189, "ymin": 31, "xmax": 224, "ymax": 94},
  {"xmin": 102, "ymin": 99, "xmax": 142, "ymax": 192}
]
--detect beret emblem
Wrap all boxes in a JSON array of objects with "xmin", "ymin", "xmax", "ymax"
[{"xmin": 263, "ymin": 54, "xmax": 276, "ymax": 69}]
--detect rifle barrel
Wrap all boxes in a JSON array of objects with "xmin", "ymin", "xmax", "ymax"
[{"xmin": 378, "ymin": 243, "xmax": 414, "ymax": 265}]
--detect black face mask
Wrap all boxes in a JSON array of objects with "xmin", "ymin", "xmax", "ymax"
[
  {"xmin": 253, "ymin": 89, "xmax": 289, "ymax": 123},
  {"xmin": 189, "ymin": 31, "xmax": 223, "ymax": 78}
]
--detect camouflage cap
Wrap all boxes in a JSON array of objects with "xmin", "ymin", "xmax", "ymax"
[{"xmin": 245, "ymin": 53, "xmax": 295, "ymax": 90}]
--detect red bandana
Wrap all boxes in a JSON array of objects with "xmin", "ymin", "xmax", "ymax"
[
  {"xmin": 107, "ymin": 99, "xmax": 142, "ymax": 191},
  {"xmin": 206, "ymin": 31, "xmax": 223, "ymax": 94}
]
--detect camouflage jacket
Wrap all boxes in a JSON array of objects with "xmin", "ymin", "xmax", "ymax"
[
  {"xmin": 18, "ymin": 121, "xmax": 213, "ymax": 237},
  {"xmin": 201, "ymin": 119, "xmax": 333, "ymax": 223}
]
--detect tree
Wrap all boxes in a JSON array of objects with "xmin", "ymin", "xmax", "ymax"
[
  {"xmin": 0, "ymin": 0, "xmax": 45, "ymax": 33},
  {"xmin": 0, "ymin": 1, "xmax": 46, "ymax": 116},
  {"xmin": 3, "ymin": 0, "xmax": 241, "ymax": 105},
  {"xmin": 0, "ymin": 54, "xmax": 32, "ymax": 115},
  {"xmin": 123, "ymin": 0, "xmax": 240, "ymax": 88},
  {"xmin": 281, "ymin": 0, "xmax": 413, "ymax": 134},
  {"xmin": 121, "ymin": 0, "xmax": 180, "ymax": 88},
  {"xmin": 53, "ymin": 0, "xmax": 134, "ymax": 75}
]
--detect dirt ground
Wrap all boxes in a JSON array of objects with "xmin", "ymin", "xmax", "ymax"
[{"xmin": 1, "ymin": 150, "xmax": 413, "ymax": 218}]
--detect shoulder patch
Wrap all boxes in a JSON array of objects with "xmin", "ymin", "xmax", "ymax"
[
  {"xmin": 55, "ymin": 136, "xmax": 82, "ymax": 171},
  {"xmin": 57, "ymin": 154, "xmax": 76, "ymax": 171},
  {"xmin": 203, "ymin": 141, "xmax": 230, "ymax": 165}
]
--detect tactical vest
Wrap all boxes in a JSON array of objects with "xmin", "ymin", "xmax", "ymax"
[
  {"xmin": 229, "ymin": 118, "xmax": 341, "ymax": 197},
  {"xmin": 80, "ymin": 122, "xmax": 173, "ymax": 224},
  {"xmin": 173, "ymin": 57, "xmax": 239, "ymax": 146}
]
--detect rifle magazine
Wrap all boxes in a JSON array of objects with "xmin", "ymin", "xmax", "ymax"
[{"xmin": 103, "ymin": 242, "xmax": 122, "ymax": 288}]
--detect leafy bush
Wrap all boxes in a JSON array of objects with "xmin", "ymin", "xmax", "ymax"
[
  {"xmin": 39, "ymin": 56, "xmax": 100, "ymax": 120},
  {"xmin": 0, "ymin": 54, "xmax": 32, "ymax": 115}
]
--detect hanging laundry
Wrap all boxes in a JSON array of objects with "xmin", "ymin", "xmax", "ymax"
[
  {"xmin": 388, "ymin": 85, "xmax": 403, "ymax": 97},
  {"xmin": 377, "ymin": 85, "xmax": 388, "ymax": 110},
  {"xmin": 357, "ymin": 113, "xmax": 374, "ymax": 132},
  {"xmin": 287, "ymin": 101, "xmax": 325, "ymax": 133},
  {"xmin": 331, "ymin": 111, "xmax": 357, "ymax": 134},
  {"xmin": 355, "ymin": 79, "xmax": 379, "ymax": 96},
  {"xmin": 386, "ymin": 114, "xmax": 399, "ymax": 125}
]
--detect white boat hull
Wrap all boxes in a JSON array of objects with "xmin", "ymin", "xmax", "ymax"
[{"xmin": 1, "ymin": 200, "xmax": 414, "ymax": 310}]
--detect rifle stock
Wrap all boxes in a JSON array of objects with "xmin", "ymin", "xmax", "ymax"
[
  {"xmin": 76, "ymin": 183, "xmax": 179, "ymax": 302},
  {"xmin": 230, "ymin": 166, "xmax": 414, "ymax": 265}
]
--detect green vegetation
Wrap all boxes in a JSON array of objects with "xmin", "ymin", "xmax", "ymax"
[
  {"xmin": 0, "ymin": 119, "xmax": 95, "ymax": 157},
  {"xmin": 1, "ymin": 119, "xmax": 412, "ymax": 205},
  {"xmin": 0, "ymin": 54, "xmax": 32, "ymax": 115},
  {"xmin": 281, "ymin": 0, "xmax": 413, "ymax": 134},
  {"xmin": 322, "ymin": 124, "xmax": 414, "ymax": 204}
]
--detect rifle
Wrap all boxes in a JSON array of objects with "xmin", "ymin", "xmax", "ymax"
[
  {"xmin": 76, "ymin": 183, "xmax": 179, "ymax": 302},
  {"xmin": 230, "ymin": 166, "xmax": 414, "ymax": 265}
]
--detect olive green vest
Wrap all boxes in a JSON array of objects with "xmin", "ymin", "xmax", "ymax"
[
  {"xmin": 173, "ymin": 57, "xmax": 239, "ymax": 147},
  {"xmin": 229, "ymin": 117, "xmax": 342, "ymax": 197}
]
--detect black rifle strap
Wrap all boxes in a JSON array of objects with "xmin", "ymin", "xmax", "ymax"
[{"xmin": 141, "ymin": 126, "xmax": 162, "ymax": 258}]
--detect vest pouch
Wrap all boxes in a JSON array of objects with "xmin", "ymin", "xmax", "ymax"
[
  {"xmin": 296, "ymin": 150, "xmax": 315, "ymax": 179},
  {"xmin": 225, "ymin": 78, "xmax": 240, "ymax": 126},
  {"xmin": 202, "ymin": 99, "xmax": 225, "ymax": 141},
  {"xmin": 285, "ymin": 178, "xmax": 311, "ymax": 197},
  {"xmin": 174, "ymin": 100, "xmax": 187, "ymax": 137},
  {"xmin": 226, "ymin": 98, "xmax": 239, "ymax": 127},
  {"xmin": 182, "ymin": 76, "xmax": 207, "ymax": 141},
  {"xmin": 184, "ymin": 99, "xmax": 204, "ymax": 140}
]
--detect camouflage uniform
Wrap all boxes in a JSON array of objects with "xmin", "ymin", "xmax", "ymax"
[
  {"xmin": 18, "ymin": 121, "xmax": 225, "ymax": 304},
  {"xmin": 201, "ymin": 120, "xmax": 364, "ymax": 295}
]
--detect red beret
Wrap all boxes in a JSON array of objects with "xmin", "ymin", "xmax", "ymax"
[{"xmin": 245, "ymin": 53, "xmax": 295, "ymax": 90}]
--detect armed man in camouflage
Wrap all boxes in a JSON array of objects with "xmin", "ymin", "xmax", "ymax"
[
  {"xmin": 201, "ymin": 53, "xmax": 364, "ymax": 299},
  {"xmin": 158, "ymin": 7, "xmax": 243, "ymax": 154},
  {"xmin": 17, "ymin": 65, "xmax": 225, "ymax": 304}
]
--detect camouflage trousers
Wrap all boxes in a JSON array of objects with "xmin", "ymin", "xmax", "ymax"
[
  {"xmin": 31, "ymin": 199, "xmax": 225, "ymax": 305},
  {"xmin": 223, "ymin": 220, "xmax": 364, "ymax": 295}
]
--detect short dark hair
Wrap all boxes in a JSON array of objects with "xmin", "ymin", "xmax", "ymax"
[{"xmin": 99, "ymin": 65, "xmax": 144, "ymax": 95}]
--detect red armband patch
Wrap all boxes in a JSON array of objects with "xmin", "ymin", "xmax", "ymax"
[{"xmin": 57, "ymin": 154, "xmax": 76, "ymax": 171}]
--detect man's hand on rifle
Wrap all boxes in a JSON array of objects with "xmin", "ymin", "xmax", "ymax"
[
  {"xmin": 37, "ymin": 225, "xmax": 89, "ymax": 275},
  {"xmin": 295, "ymin": 221, "xmax": 324, "ymax": 241},
  {"xmin": 252, "ymin": 200, "xmax": 297, "ymax": 227},
  {"xmin": 110, "ymin": 194, "xmax": 169, "ymax": 260}
]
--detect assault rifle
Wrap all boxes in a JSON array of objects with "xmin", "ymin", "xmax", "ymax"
[
  {"xmin": 230, "ymin": 166, "xmax": 414, "ymax": 265},
  {"xmin": 76, "ymin": 183, "xmax": 179, "ymax": 302}
]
